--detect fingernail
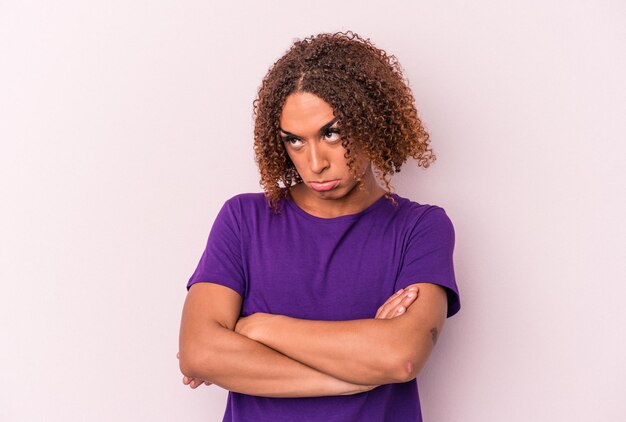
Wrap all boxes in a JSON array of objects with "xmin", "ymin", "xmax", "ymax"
[
  {"xmin": 407, "ymin": 292, "xmax": 414, "ymax": 298},
  {"xmin": 397, "ymin": 307, "xmax": 405, "ymax": 313}
]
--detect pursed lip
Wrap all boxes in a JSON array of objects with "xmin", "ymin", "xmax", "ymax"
[{"xmin": 309, "ymin": 179, "xmax": 340, "ymax": 192}]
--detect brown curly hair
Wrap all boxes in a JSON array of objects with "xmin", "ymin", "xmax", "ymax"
[{"xmin": 252, "ymin": 30, "xmax": 436, "ymax": 213}]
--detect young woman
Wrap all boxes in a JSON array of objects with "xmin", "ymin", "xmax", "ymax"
[{"xmin": 178, "ymin": 31, "xmax": 461, "ymax": 422}]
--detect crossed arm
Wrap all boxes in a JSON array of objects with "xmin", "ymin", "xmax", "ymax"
[{"xmin": 178, "ymin": 282, "xmax": 448, "ymax": 397}]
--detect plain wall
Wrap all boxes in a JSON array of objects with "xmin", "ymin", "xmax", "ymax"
[{"xmin": 1, "ymin": 0, "xmax": 624, "ymax": 420}]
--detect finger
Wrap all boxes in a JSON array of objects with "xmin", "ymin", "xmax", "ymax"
[
  {"xmin": 378, "ymin": 288, "xmax": 416, "ymax": 319},
  {"xmin": 388, "ymin": 288, "xmax": 420, "ymax": 319},
  {"xmin": 380, "ymin": 288, "xmax": 419, "ymax": 319},
  {"xmin": 184, "ymin": 376, "xmax": 199, "ymax": 386},
  {"xmin": 375, "ymin": 289, "xmax": 404, "ymax": 318},
  {"xmin": 375, "ymin": 286, "xmax": 419, "ymax": 319},
  {"xmin": 204, "ymin": 381, "xmax": 212, "ymax": 386},
  {"xmin": 376, "ymin": 290, "xmax": 405, "ymax": 319}
]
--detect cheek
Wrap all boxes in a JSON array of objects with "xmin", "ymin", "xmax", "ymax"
[
  {"xmin": 338, "ymin": 150, "xmax": 368, "ymax": 172},
  {"xmin": 284, "ymin": 149, "xmax": 299, "ymax": 167},
  {"xmin": 330, "ymin": 148, "xmax": 350, "ymax": 167}
]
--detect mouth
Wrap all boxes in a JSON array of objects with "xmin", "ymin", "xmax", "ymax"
[{"xmin": 309, "ymin": 180, "xmax": 340, "ymax": 192}]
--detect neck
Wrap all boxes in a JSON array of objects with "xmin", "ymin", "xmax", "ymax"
[{"xmin": 290, "ymin": 168, "xmax": 386, "ymax": 218}]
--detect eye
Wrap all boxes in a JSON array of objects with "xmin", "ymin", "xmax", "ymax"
[
  {"xmin": 323, "ymin": 128, "xmax": 341, "ymax": 143},
  {"xmin": 281, "ymin": 136, "xmax": 304, "ymax": 149}
]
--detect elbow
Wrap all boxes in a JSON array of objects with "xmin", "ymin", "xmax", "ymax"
[
  {"xmin": 391, "ymin": 346, "xmax": 431, "ymax": 383},
  {"xmin": 379, "ymin": 350, "xmax": 419, "ymax": 384},
  {"xmin": 393, "ymin": 356, "xmax": 424, "ymax": 383},
  {"xmin": 178, "ymin": 344, "xmax": 218, "ymax": 380},
  {"xmin": 391, "ymin": 325, "xmax": 442, "ymax": 382},
  {"xmin": 179, "ymin": 323, "xmax": 230, "ymax": 380},
  {"xmin": 178, "ymin": 351, "xmax": 197, "ymax": 378}
]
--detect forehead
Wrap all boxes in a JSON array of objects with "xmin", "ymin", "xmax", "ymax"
[{"xmin": 279, "ymin": 92, "xmax": 335, "ymax": 128}]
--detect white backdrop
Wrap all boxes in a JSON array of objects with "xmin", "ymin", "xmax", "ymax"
[{"xmin": 1, "ymin": 1, "xmax": 624, "ymax": 421}]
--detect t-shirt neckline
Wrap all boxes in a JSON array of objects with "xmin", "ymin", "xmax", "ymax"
[{"xmin": 284, "ymin": 191, "xmax": 395, "ymax": 223}]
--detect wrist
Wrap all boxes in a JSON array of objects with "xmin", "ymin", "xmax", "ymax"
[
  {"xmin": 246, "ymin": 312, "xmax": 284, "ymax": 344},
  {"xmin": 334, "ymin": 379, "xmax": 378, "ymax": 396},
  {"xmin": 257, "ymin": 313, "xmax": 285, "ymax": 344}
]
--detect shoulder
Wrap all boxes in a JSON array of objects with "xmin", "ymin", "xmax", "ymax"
[
  {"xmin": 220, "ymin": 192, "xmax": 275, "ymax": 221},
  {"xmin": 385, "ymin": 193, "xmax": 453, "ymax": 231},
  {"xmin": 225, "ymin": 192, "xmax": 268, "ymax": 207}
]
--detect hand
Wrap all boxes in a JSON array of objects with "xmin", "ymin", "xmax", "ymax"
[
  {"xmin": 177, "ymin": 352, "xmax": 213, "ymax": 389},
  {"xmin": 357, "ymin": 383, "xmax": 381, "ymax": 393},
  {"xmin": 375, "ymin": 285, "xmax": 419, "ymax": 319},
  {"xmin": 338, "ymin": 381, "xmax": 381, "ymax": 395},
  {"xmin": 234, "ymin": 312, "xmax": 276, "ymax": 341}
]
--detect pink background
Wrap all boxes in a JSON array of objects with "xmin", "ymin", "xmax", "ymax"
[{"xmin": 1, "ymin": 0, "xmax": 624, "ymax": 420}]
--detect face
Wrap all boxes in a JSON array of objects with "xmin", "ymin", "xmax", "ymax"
[{"xmin": 279, "ymin": 92, "xmax": 371, "ymax": 203}]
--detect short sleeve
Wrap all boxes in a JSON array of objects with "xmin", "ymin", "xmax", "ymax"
[
  {"xmin": 186, "ymin": 198, "xmax": 246, "ymax": 297},
  {"xmin": 395, "ymin": 206, "xmax": 461, "ymax": 318}
]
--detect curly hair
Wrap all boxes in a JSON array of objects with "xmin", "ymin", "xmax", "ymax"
[{"xmin": 252, "ymin": 30, "xmax": 436, "ymax": 213}]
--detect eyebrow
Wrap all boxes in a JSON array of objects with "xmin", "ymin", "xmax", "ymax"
[{"xmin": 279, "ymin": 117, "xmax": 339, "ymax": 138}]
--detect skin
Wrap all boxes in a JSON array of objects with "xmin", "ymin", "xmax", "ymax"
[
  {"xmin": 279, "ymin": 92, "xmax": 387, "ymax": 218},
  {"xmin": 179, "ymin": 91, "xmax": 421, "ymax": 389},
  {"xmin": 180, "ymin": 286, "xmax": 420, "ymax": 389}
]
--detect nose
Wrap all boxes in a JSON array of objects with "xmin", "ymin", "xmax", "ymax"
[{"xmin": 308, "ymin": 142, "xmax": 330, "ymax": 174}]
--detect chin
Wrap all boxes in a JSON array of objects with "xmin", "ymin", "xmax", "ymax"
[
  {"xmin": 307, "ymin": 185, "xmax": 341, "ymax": 198},
  {"xmin": 317, "ymin": 183, "xmax": 359, "ymax": 200}
]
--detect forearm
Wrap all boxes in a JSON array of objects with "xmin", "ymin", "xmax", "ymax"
[
  {"xmin": 179, "ymin": 323, "xmax": 378, "ymax": 398},
  {"xmin": 250, "ymin": 316, "xmax": 406, "ymax": 385}
]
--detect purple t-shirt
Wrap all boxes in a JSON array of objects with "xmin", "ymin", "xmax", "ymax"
[{"xmin": 187, "ymin": 191, "xmax": 461, "ymax": 422}]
